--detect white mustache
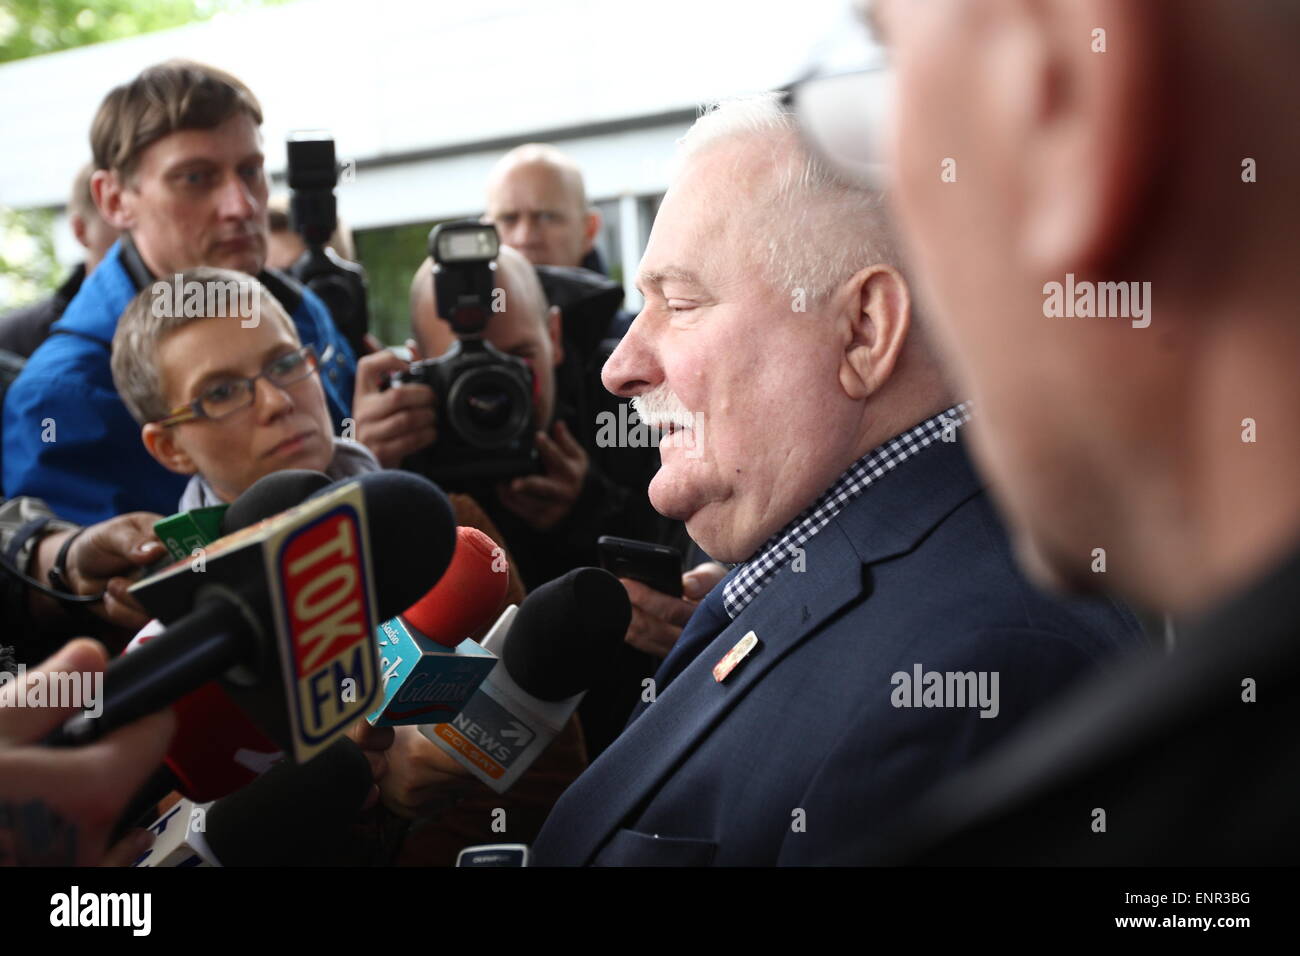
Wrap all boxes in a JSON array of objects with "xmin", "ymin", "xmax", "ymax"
[{"xmin": 631, "ymin": 386, "xmax": 696, "ymax": 428}]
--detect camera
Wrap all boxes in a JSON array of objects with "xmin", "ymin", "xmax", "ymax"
[
  {"xmin": 394, "ymin": 220, "xmax": 540, "ymax": 489},
  {"xmin": 286, "ymin": 130, "xmax": 371, "ymax": 360}
]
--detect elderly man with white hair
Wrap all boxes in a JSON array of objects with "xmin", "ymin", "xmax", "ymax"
[{"xmin": 529, "ymin": 94, "xmax": 1146, "ymax": 866}]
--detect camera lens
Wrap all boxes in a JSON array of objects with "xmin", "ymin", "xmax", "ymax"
[
  {"xmin": 466, "ymin": 386, "xmax": 512, "ymax": 430},
  {"xmin": 447, "ymin": 365, "xmax": 533, "ymax": 449}
]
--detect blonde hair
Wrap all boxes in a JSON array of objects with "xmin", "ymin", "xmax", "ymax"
[{"xmin": 112, "ymin": 267, "xmax": 296, "ymax": 424}]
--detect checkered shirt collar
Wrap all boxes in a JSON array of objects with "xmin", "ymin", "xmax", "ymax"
[{"xmin": 721, "ymin": 402, "xmax": 973, "ymax": 619}]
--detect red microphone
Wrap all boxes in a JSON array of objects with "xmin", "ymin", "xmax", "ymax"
[
  {"xmin": 165, "ymin": 684, "xmax": 281, "ymax": 801},
  {"xmin": 402, "ymin": 526, "xmax": 510, "ymax": 646},
  {"xmin": 127, "ymin": 623, "xmax": 282, "ymax": 801}
]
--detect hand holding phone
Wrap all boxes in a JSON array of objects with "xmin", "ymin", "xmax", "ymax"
[
  {"xmin": 609, "ymin": 562, "xmax": 729, "ymax": 659},
  {"xmin": 597, "ymin": 536, "xmax": 684, "ymax": 597}
]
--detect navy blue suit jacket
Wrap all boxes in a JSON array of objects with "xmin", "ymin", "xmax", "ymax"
[{"xmin": 532, "ymin": 438, "xmax": 1146, "ymax": 865}]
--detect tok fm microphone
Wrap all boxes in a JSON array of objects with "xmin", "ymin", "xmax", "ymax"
[{"xmin": 49, "ymin": 471, "xmax": 456, "ymax": 766}]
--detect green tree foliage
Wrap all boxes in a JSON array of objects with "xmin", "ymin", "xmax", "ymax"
[
  {"xmin": 0, "ymin": 0, "xmax": 294, "ymax": 64},
  {"xmin": 0, "ymin": 207, "xmax": 60, "ymax": 308}
]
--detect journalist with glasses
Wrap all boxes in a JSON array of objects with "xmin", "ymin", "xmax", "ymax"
[{"xmin": 112, "ymin": 268, "xmax": 377, "ymax": 510}]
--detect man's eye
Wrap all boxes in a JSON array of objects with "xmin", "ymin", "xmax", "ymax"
[
  {"xmin": 239, "ymin": 164, "xmax": 263, "ymax": 181},
  {"xmin": 181, "ymin": 170, "xmax": 212, "ymax": 186}
]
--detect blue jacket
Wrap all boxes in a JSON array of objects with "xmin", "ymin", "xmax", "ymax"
[
  {"xmin": 1, "ymin": 238, "xmax": 356, "ymax": 524},
  {"xmin": 531, "ymin": 438, "xmax": 1147, "ymax": 865}
]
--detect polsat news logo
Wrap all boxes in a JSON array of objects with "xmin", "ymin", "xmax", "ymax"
[{"xmin": 279, "ymin": 505, "xmax": 377, "ymax": 751}]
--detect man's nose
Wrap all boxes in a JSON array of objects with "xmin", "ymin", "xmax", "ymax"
[
  {"xmin": 217, "ymin": 173, "xmax": 258, "ymax": 221},
  {"xmin": 602, "ymin": 313, "xmax": 660, "ymax": 398},
  {"xmin": 518, "ymin": 214, "xmax": 543, "ymax": 244}
]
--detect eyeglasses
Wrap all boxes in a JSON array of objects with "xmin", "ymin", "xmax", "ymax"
[
  {"xmin": 155, "ymin": 344, "xmax": 331, "ymax": 427},
  {"xmin": 784, "ymin": 21, "xmax": 894, "ymax": 190}
]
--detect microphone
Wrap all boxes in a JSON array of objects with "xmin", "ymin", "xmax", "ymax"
[
  {"xmin": 153, "ymin": 505, "xmax": 229, "ymax": 563},
  {"xmin": 120, "ymin": 472, "xmax": 334, "ymax": 804},
  {"xmin": 403, "ymin": 527, "xmax": 509, "ymax": 647},
  {"xmin": 134, "ymin": 736, "xmax": 373, "ymax": 867},
  {"xmin": 132, "ymin": 798, "xmax": 214, "ymax": 868},
  {"xmin": 369, "ymin": 526, "xmax": 507, "ymax": 726},
  {"xmin": 220, "ymin": 469, "xmax": 333, "ymax": 535},
  {"xmin": 204, "ymin": 736, "xmax": 373, "ymax": 866},
  {"xmin": 166, "ymin": 683, "xmax": 282, "ymax": 800},
  {"xmin": 50, "ymin": 471, "xmax": 456, "ymax": 764},
  {"xmin": 422, "ymin": 567, "xmax": 631, "ymax": 792},
  {"xmin": 126, "ymin": 621, "xmax": 282, "ymax": 803},
  {"xmin": 137, "ymin": 470, "xmax": 332, "ymax": 581}
]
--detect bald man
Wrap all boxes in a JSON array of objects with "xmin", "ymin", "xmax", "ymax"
[
  {"xmin": 485, "ymin": 144, "xmax": 603, "ymax": 270},
  {"xmin": 409, "ymin": 246, "xmax": 672, "ymax": 756}
]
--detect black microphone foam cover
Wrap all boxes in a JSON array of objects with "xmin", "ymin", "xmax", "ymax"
[
  {"xmin": 204, "ymin": 737, "xmax": 372, "ymax": 866},
  {"xmin": 308, "ymin": 470, "xmax": 458, "ymax": 621},
  {"xmin": 221, "ymin": 469, "xmax": 333, "ymax": 534},
  {"xmin": 502, "ymin": 567, "xmax": 632, "ymax": 702}
]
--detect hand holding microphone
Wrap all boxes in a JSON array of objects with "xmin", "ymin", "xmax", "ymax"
[
  {"xmin": 347, "ymin": 717, "xmax": 394, "ymax": 811},
  {"xmin": 24, "ymin": 510, "xmax": 167, "ymax": 632},
  {"xmin": 0, "ymin": 639, "xmax": 175, "ymax": 866},
  {"xmin": 379, "ymin": 724, "xmax": 478, "ymax": 819}
]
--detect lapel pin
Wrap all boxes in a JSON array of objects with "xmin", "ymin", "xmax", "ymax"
[{"xmin": 713, "ymin": 630, "xmax": 760, "ymax": 683}]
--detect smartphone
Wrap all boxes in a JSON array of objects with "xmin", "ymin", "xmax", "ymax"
[{"xmin": 597, "ymin": 535, "xmax": 684, "ymax": 598}]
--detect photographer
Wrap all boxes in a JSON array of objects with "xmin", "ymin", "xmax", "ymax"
[{"xmin": 408, "ymin": 239, "xmax": 669, "ymax": 756}]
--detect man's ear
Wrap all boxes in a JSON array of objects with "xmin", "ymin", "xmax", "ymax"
[
  {"xmin": 92, "ymin": 169, "xmax": 134, "ymax": 232},
  {"xmin": 839, "ymin": 265, "xmax": 911, "ymax": 401},
  {"xmin": 141, "ymin": 423, "xmax": 199, "ymax": 477},
  {"xmin": 545, "ymin": 304, "xmax": 564, "ymax": 367},
  {"xmin": 70, "ymin": 214, "xmax": 89, "ymax": 251},
  {"xmin": 1016, "ymin": 0, "xmax": 1164, "ymax": 273},
  {"xmin": 581, "ymin": 208, "xmax": 602, "ymax": 254}
]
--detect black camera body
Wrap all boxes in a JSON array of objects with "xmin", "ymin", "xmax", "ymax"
[
  {"xmin": 286, "ymin": 131, "xmax": 371, "ymax": 360},
  {"xmin": 396, "ymin": 221, "xmax": 540, "ymax": 488}
]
